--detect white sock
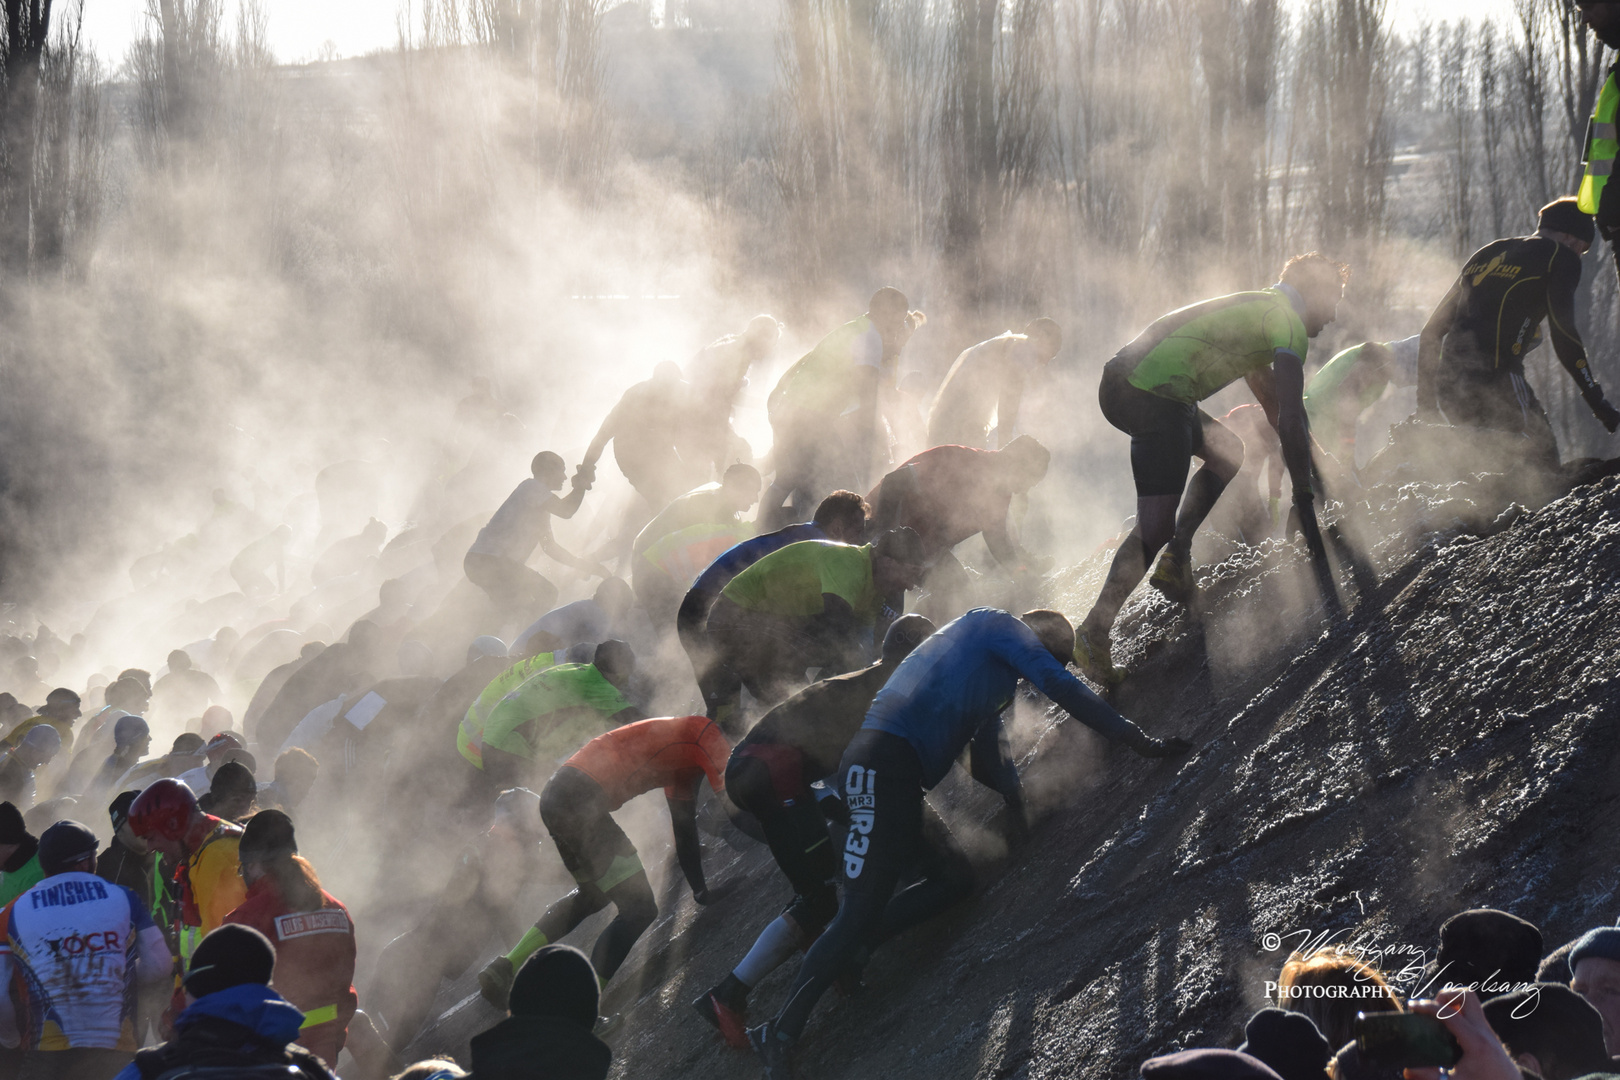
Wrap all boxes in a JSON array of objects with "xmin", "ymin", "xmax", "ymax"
[{"xmin": 733, "ymin": 915, "xmax": 805, "ymax": 987}]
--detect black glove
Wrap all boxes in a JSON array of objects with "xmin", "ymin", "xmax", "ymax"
[
  {"xmin": 1593, "ymin": 398, "xmax": 1620, "ymax": 434},
  {"xmin": 1137, "ymin": 735, "xmax": 1194, "ymax": 759}
]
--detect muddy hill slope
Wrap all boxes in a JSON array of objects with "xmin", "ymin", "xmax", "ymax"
[{"xmin": 424, "ymin": 470, "xmax": 1620, "ymax": 1080}]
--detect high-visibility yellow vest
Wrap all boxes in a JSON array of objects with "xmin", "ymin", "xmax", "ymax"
[{"xmin": 1579, "ymin": 68, "xmax": 1620, "ymax": 216}]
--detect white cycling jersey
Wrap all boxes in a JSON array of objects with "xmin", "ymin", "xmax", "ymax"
[{"xmin": 0, "ymin": 871, "xmax": 168, "ymax": 1050}]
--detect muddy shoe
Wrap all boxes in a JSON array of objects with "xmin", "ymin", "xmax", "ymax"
[
  {"xmin": 1148, "ymin": 547, "xmax": 1194, "ymax": 604},
  {"xmin": 692, "ymin": 986, "xmax": 750, "ymax": 1049},
  {"xmin": 1073, "ymin": 627, "xmax": 1123, "ymax": 691},
  {"xmin": 477, "ymin": 956, "xmax": 514, "ymax": 1009},
  {"xmin": 748, "ymin": 1020, "xmax": 796, "ymax": 1079}
]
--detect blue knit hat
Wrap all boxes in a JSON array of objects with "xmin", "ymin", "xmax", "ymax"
[{"xmin": 1570, "ymin": 927, "xmax": 1620, "ymax": 970}]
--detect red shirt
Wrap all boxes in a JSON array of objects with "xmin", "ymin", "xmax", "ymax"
[
  {"xmin": 870, "ymin": 445, "xmax": 1013, "ymax": 558},
  {"xmin": 223, "ymin": 875, "xmax": 357, "ymax": 1056},
  {"xmin": 565, "ymin": 715, "xmax": 729, "ymax": 810}
]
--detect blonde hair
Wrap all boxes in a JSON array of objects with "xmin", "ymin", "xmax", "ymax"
[
  {"xmin": 1275, "ymin": 948, "xmax": 1403, "ymax": 1051},
  {"xmin": 1280, "ymin": 252, "xmax": 1351, "ymax": 294}
]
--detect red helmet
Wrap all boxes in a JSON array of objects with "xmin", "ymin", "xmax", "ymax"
[{"xmin": 129, "ymin": 778, "xmax": 199, "ymax": 842}]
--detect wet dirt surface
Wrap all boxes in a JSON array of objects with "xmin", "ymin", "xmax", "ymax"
[{"xmin": 418, "ymin": 470, "xmax": 1620, "ymax": 1079}]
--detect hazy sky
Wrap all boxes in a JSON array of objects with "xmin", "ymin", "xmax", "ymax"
[{"xmin": 79, "ymin": 0, "xmax": 1521, "ymax": 72}]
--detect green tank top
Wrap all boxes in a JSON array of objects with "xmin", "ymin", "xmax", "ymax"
[{"xmin": 1124, "ymin": 287, "xmax": 1309, "ymax": 404}]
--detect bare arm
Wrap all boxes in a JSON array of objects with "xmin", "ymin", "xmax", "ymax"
[
  {"xmin": 550, "ymin": 481, "xmax": 590, "ymax": 521},
  {"xmin": 870, "ymin": 466, "xmax": 916, "ymax": 534},
  {"xmin": 982, "ymin": 515, "xmax": 1020, "ymax": 567},
  {"xmin": 993, "ymin": 376, "xmax": 1026, "ymax": 449},
  {"xmin": 538, "ymin": 534, "xmax": 607, "ymax": 576},
  {"xmin": 581, "ymin": 405, "xmax": 620, "ymax": 469},
  {"xmin": 1417, "ymin": 281, "xmax": 1464, "ymax": 419},
  {"xmin": 852, "ymin": 367, "xmax": 882, "ymax": 482}
]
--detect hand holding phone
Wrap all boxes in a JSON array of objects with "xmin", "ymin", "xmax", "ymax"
[
  {"xmin": 1354, "ymin": 1011, "xmax": 1461, "ymax": 1068},
  {"xmin": 1395, "ymin": 989, "xmax": 1524, "ymax": 1080}
]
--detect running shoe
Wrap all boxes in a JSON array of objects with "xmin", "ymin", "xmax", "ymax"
[
  {"xmin": 692, "ymin": 986, "xmax": 750, "ymax": 1049},
  {"xmin": 1073, "ymin": 626, "xmax": 1123, "ymax": 690},
  {"xmin": 1149, "ymin": 547, "xmax": 1194, "ymax": 604},
  {"xmin": 748, "ymin": 1019, "xmax": 796, "ymax": 1079},
  {"xmin": 476, "ymin": 956, "xmax": 514, "ymax": 1009}
]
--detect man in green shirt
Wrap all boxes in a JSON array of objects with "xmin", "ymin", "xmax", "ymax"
[
  {"xmin": 631, "ymin": 464, "xmax": 763, "ymax": 620},
  {"xmin": 458, "ymin": 644, "xmax": 590, "ymax": 771},
  {"xmin": 476, "ymin": 643, "xmax": 644, "ymax": 788},
  {"xmin": 0, "ymin": 802, "xmax": 43, "ymax": 908},
  {"xmin": 761, "ymin": 288, "xmax": 921, "ymax": 530},
  {"xmin": 1302, "ymin": 336, "xmax": 1419, "ymax": 471},
  {"xmin": 701, "ymin": 528, "xmax": 928, "ymax": 733},
  {"xmin": 1077, "ymin": 253, "xmax": 1348, "ymax": 689}
]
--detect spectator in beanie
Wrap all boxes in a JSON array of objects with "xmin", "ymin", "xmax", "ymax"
[{"xmin": 470, "ymin": 944, "xmax": 611, "ymax": 1080}]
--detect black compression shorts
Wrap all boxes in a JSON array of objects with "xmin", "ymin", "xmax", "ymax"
[
  {"xmin": 1099, "ymin": 357, "xmax": 1224, "ymax": 498},
  {"xmin": 540, "ymin": 766, "xmax": 641, "ymax": 891}
]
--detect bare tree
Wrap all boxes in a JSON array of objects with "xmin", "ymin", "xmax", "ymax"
[
  {"xmin": 1296, "ymin": 0, "xmax": 1393, "ymax": 253},
  {"xmin": 1439, "ymin": 21, "xmax": 1476, "ymax": 255},
  {"xmin": 0, "ymin": 0, "xmax": 53, "ymax": 266},
  {"xmin": 1509, "ymin": 0, "xmax": 1551, "ymax": 213},
  {"xmin": 1546, "ymin": 0, "xmax": 1607, "ymax": 186},
  {"xmin": 1479, "ymin": 22, "xmax": 1507, "ymax": 239}
]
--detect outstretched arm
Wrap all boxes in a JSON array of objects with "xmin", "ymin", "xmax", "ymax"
[
  {"xmin": 852, "ymin": 366, "xmax": 883, "ymax": 483},
  {"xmin": 982, "ymin": 515, "xmax": 1021, "ymax": 568},
  {"xmin": 1011, "ymin": 633, "xmax": 1187, "ymax": 758},
  {"xmin": 1417, "ymin": 281, "xmax": 1463, "ymax": 419},
  {"xmin": 581, "ymin": 406, "xmax": 619, "ymax": 469},
  {"xmin": 1263, "ymin": 352, "xmax": 1335, "ymax": 563},
  {"xmin": 969, "ymin": 717, "xmax": 1023, "ymax": 816},
  {"xmin": 1266, "ymin": 353, "xmax": 1313, "ymax": 497},
  {"xmin": 550, "ymin": 478, "xmax": 591, "ymax": 521},
  {"xmin": 1547, "ymin": 249, "xmax": 1620, "ymax": 432},
  {"xmin": 870, "ymin": 465, "xmax": 917, "ymax": 534},
  {"xmin": 667, "ymin": 783, "xmax": 710, "ymax": 900}
]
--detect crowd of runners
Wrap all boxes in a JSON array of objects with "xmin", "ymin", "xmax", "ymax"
[{"xmin": 3, "ymin": 37, "xmax": 1620, "ymax": 1074}]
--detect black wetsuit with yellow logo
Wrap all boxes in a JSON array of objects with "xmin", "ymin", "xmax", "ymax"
[{"xmin": 1417, "ymin": 235, "xmax": 1608, "ymax": 462}]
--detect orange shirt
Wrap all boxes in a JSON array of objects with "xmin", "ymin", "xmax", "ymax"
[{"xmin": 565, "ymin": 715, "xmax": 729, "ymax": 810}]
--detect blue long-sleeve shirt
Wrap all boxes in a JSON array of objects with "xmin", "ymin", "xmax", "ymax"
[
  {"xmin": 865, "ymin": 608, "xmax": 1147, "ymax": 788},
  {"xmin": 689, "ymin": 522, "xmax": 825, "ymax": 607}
]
